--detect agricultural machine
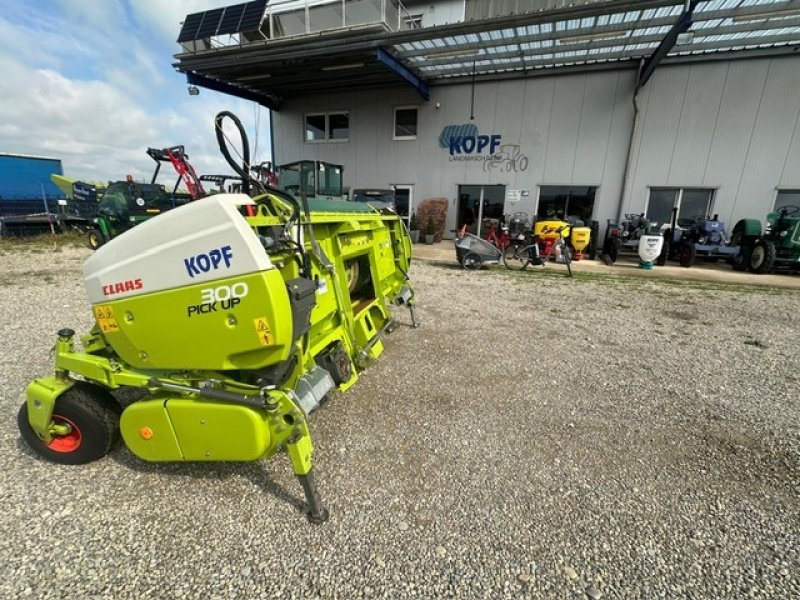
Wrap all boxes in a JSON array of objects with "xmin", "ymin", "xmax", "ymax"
[
  {"xmin": 534, "ymin": 218, "xmax": 593, "ymax": 260},
  {"xmin": 87, "ymin": 146, "xmax": 205, "ymax": 249},
  {"xmin": 730, "ymin": 205, "xmax": 800, "ymax": 273},
  {"xmin": 18, "ymin": 112, "xmax": 417, "ymax": 524},
  {"xmin": 602, "ymin": 213, "xmax": 659, "ymax": 264},
  {"xmin": 656, "ymin": 209, "xmax": 739, "ymax": 268}
]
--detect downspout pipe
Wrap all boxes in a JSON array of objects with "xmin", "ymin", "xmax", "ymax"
[{"xmin": 616, "ymin": 67, "xmax": 643, "ymax": 224}]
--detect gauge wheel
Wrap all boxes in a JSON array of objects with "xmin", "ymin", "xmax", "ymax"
[
  {"xmin": 462, "ymin": 251, "xmax": 482, "ymax": 270},
  {"xmin": 18, "ymin": 384, "xmax": 120, "ymax": 465},
  {"xmin": 88, "ymin": 228, "xmax": 106, "ymax": 250}
]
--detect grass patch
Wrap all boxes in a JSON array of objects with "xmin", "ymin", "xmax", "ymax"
[
  {"xmin": 0, "ymin": 230, "xmax": 86, "ymax": 253},
  {"xmin": 488, "ymin": 263, "xmax": 795, "ymax": 295}
]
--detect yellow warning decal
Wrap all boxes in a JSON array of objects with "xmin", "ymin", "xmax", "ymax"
[
  {"xmin": 253, "ymin": 316, "xmax": 273, "ymax": 346},
  {"xmin": 94, "ymin": 304, "xmax": 120, "ymax": 333}
]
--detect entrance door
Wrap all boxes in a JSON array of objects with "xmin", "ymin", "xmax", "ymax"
[
  {"xmin": 391, "ymin": 184, "xmax": 413, "ymax": 228},
  {"xmin": 457, "ymin": 184, "xmax": 506, "ymax": 237}
]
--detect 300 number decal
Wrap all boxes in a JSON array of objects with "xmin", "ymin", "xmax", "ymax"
[
  {"xmin": 200, "ymin": 282, "xmax": 249, "ymax": 304},
  {"xmin": 187, "ymin": 282, "xmax": 249, "ymax": 317}
]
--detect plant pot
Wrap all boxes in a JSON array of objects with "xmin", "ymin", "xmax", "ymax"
[
  {"xmin": 425, "ymin": 234, "xmax": 435, "ymax": 245},
  {"xmin": 410, "ymin": 230, "xmax": 420, "ymax": 244}
]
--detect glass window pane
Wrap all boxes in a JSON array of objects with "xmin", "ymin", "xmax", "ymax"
[
  {"xmin": 328, "ymin": 113, "xmax": 349, "ymax": 140},
  {"xmin": 395, "ymin": 108, "xmax": 418, "ymax": 138},
  {"xmin": 775, "ymin": 190, "xmax": 800, "ymax": 212},
  {"xmin": 538, "ymin": 185, "xmax": 596, "ymax": 223},
  {"xmin": 646, "ymin": 189, "xmax": 677, "ymax": 226},
  {"xmin": 301, "ymin": 162, "xmax": 316, "ymax": 196},
  {"xmin": 679, "ymin": 189, "xmax": 713, "ymax": 223},
  {"xmin": 305, "ymin": 115, "xmax": 325, "ymax": 141}
]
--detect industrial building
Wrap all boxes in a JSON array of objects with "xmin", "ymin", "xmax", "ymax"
[{"xmin": 175, "ymin": 0, "xmax": 800, "ymax": 237}]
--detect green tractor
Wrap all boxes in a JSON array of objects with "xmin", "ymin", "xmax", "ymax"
[
  {"xmin": 88, "ymin": 146, "xmax": 204, "ymax": 250},
  {"xmin": 731, "ymin": 205, "xmax": 800, "ymax": 274},
  {"xmin": 88, "ymin": 179, "xmax": 191, "ymax": 249}
]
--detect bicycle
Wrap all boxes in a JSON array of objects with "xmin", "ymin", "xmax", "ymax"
[{"xmin": 502, "ymin": 223, "xmax": 573, "ymax": 277}]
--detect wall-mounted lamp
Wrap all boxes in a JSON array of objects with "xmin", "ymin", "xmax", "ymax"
[{"xmin": 435, "ymin": 102, "xmax": 441, "ymax": 109}]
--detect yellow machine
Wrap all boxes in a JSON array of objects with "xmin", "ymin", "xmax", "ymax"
[{"xmin": 534, "ymin": 219, "xmax": 592, "ymax": 260}]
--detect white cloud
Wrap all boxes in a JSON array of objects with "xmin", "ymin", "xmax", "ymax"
[
  {"xmin": 0, "ymin": 56, "xmax": 269, "ymax": 183},
  {"xmin": 0, "ymin": 1, "xmax": 272, "ymax": 187}
]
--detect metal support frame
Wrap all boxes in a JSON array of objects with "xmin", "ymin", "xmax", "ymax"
[{"xmin": 376, "ymin": 47, "xmax": 429, "ymax": 100}]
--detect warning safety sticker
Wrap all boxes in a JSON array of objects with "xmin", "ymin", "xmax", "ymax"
[
  {"xmin": 253, "ymin": 316, "xmax": 273, "ymax": 345},
  {"xmin": 94, "ymin": 305, "xmax": 120, "ymax": 333}
]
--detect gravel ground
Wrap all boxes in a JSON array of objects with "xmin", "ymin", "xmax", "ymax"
[{"xmin": 0, "ymin": 245, "xmax": 798, "ymax": 599}]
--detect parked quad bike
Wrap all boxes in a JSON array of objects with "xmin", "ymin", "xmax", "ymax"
[{"xmin": 730, "ymin": 205, "xmax": 800, "ymax": 274}]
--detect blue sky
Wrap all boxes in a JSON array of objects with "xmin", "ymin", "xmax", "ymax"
[{"xmin": 0, "ymin": 0, "xmax": 270, "ymax": 181}]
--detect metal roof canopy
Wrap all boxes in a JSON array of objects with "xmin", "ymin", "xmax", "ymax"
[{"xmin": 174, "ymin": 0, "xmax": 800, "ymax": 110}]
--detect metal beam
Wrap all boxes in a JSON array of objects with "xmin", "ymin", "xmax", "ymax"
[
  {"xmin": 376, "ymin": 47, "xmax": 429, "ymax": 100},
  {"xmin": 186, "ymin": 71, "xmax": 281, "ymax": 110},
  {"xmin": 637, "ymin": 1, "xmax": 700, "ymax": 90}
]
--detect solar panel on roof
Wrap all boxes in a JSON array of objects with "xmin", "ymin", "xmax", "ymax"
[
  {"xmin": 177, "ymin": 13, "xmax": 204, "ymax": 42},
  {"xmin": 196, "ymin": 8, "xmax": 224, "ymax": 38},
  {"xmin": 177, "ymin": 0, "xmax": 266, "ymax": 42},
  {"xmin": 240, "ymin": 0, "xmax": 267, "ymax": 29},
  {"xmin": 218, "ymin": 4, "xmax": 247, "ymax": 35}
]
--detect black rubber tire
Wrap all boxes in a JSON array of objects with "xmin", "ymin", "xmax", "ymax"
[
  {"xmin": 606, "ymin": 238, "xmax": 619, "ymax": 264},
  {"xmin": 18, "ymin": 383, "xmax": 120, "ymax": 465},
  {"xmin": 88, "ymin": 228, "xmax": 106, "ymax": 251},
  {"xmin": 679, "ymin": 244, "xmax": 696, "ymax": 268},
  {"xmin": 503, "ymin": 244, "xmax": 528, "ymax": 271},
  {"xmin": 732, "ymin": 247, "xmax": 750, "ymax": 272},
  {"xmin": 462, "ymin": 251, "xmax": 482, "ymax": 270},
  {"xmin": 749, "ymin": 240, "xmax": 776, "ymax": 274}
]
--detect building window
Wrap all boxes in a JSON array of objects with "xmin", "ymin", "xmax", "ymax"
[
  {"xmin": 537, "ymin": 186, "xmax": 597, "ymax": 224},
  {"xmin": 394, "ymin": 107, "xmax": 418, "ymax": 140},
  {"xmin": 775, "ymin": 189, "xmax": 800, "ymax": 212},
  {"xmin": 304, "ymin": 112, "xmax": 349, "ymax": 143},
  {"xmin": 646, "ymin": 187, "xmax": 714, "ymax": 228}
]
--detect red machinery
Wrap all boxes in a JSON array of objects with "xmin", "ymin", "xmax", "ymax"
[{"xmin": 146, "ymin": 146, "xmax": 206, "ymax": 200}]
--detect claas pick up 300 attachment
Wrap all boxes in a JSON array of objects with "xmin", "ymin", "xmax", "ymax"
[{"xmin": 19, "ymin": 187, "xmax": 416, "ymax": 523}]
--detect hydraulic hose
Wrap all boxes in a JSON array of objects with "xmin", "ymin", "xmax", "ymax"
[{"xmin": 214, "ymin": 111, "xmax": 251, "ymax": 197}]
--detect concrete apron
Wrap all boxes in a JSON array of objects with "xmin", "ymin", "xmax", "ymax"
[{"xmin": 412, "ymin": 241, "xmax": 800, "ymax": 290}]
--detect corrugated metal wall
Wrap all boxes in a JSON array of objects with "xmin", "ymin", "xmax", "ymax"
[
  {"xmin": 624, "ymin": 56, "xmax": 800, "ymax": 226},
  {"xmin": 272, "ymin": 55, "xmax": 800, "ymax": 235}
]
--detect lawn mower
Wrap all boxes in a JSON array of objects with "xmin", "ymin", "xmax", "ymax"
[
  {"xmin": 18, "ymin": 112, "xmax": 417, "ymax": 524},
  {"xmin": 657, "ymin": 209, "xmax": 738, "ymax": 268},
  {"xmin": 730, "ymin": 205, "xmax": 800, "ymax": 273}
]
